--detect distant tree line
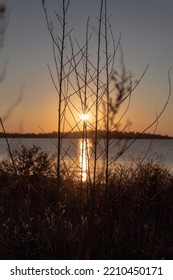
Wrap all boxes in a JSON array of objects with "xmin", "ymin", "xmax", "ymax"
[{"xmin": 0, "ymin": 130, "xmax": 172, "ymax": 139}]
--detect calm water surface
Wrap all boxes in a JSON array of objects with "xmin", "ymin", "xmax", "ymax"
[{"xmin": 0, "ymin": 138, "xmax": 173, "ymax": 173}]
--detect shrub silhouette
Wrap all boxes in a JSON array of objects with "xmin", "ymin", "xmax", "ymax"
[
  {"xmin": 0, "ymin": 145, "xmax": 56, "ymax": 177},
  {"xmin": 0, "ymin": 146, "xmax": 173, "ymax": 259}
]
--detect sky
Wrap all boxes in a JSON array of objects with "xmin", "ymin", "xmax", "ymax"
[{"xmin": 0, "ymin": 0, "xmax": 173, "ymax": 136}]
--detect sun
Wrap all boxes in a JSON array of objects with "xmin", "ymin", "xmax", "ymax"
[{"xmin": 80, "ymin": 113, "xmax": 89, "ymax": 121}]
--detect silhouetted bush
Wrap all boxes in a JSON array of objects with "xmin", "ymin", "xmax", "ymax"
[
  {"xmin": 0, "ymin": 146, "xmax": 173, "ymax": 259},
  {"xmin": 0, "ymin": 145, "xmax": 56, "ymax": 177}
]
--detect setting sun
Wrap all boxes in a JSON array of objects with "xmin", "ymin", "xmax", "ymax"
[{"xmin": 80, "ymin": 114, "xmax": 89, "ymax": 121}]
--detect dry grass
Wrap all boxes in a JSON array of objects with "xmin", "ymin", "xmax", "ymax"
[{"xmin": 0, "ymin": 145, "xmax": 173, "ymax": 259}]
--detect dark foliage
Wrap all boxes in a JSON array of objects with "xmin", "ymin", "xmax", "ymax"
[{"xmin": 0, "ymin": 146, "xmax": 173, "ymax": 259}]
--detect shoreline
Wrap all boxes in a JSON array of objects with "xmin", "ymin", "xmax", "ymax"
[{"xmin": 0, "ymin": 132, "xmax": 172, "ymax": 140}]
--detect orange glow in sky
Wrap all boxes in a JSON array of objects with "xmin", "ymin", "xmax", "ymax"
[{"xmin": 0, "ymin": 0, "xmax": 173, "ymax": 137}]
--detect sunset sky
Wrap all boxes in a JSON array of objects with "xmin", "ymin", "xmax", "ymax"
[{"xmin": 0, "ymin": 0, "xmax": 173, "ymax": 136}]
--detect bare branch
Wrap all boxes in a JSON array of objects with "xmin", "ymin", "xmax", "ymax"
[{"xmin": 1, "ymin": 84, "xmax": 25, "ymax": 123}]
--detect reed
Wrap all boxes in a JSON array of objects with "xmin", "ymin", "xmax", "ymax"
[
  {"xmin": 0, "ymin": 145, "xmax": 173, "ymax": 259},
  {"xmin": 0, "ymin": 0, "xmax": 172, "ymax": 260}
]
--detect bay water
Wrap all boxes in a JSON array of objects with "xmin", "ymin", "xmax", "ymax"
[{"xmin": 0, "ymin": 138, "xmax": 173, "ymax": 173}]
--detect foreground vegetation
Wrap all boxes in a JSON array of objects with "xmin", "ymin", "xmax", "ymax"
[{"xmin": 0, "ymin": 145, "xmax": 173, "ymax": 260}]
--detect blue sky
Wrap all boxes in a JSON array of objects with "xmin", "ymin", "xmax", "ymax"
[{"xmin": 0, "ymin": 0, "xmax": 173, "ymax": 135}]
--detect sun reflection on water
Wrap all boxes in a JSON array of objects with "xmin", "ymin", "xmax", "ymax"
[{"xmin": 79, "ymin": 139, "xmax": 90, "ymax": 182}]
